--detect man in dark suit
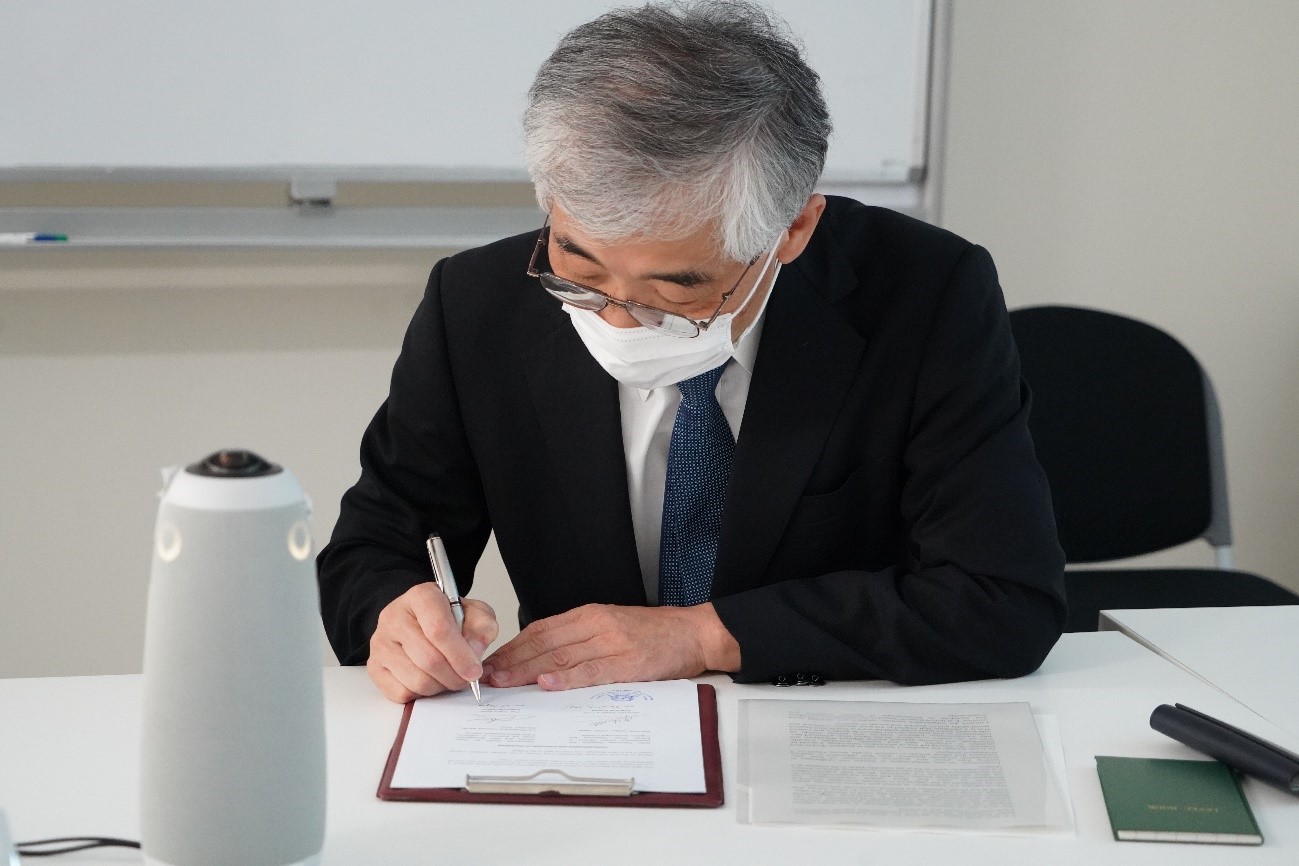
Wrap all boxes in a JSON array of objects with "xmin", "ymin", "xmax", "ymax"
[{"xmin": 318, "ymin": 1, "xmax": 1065, "ymax": 703}]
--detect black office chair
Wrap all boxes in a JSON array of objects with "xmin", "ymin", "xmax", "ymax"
[{"xmin": 1009, "ymin": 305, "xmax": 1298, "ymax": 631}]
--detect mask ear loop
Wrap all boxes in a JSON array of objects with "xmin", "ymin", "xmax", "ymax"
[
  {"xmin": 725, "ymin": 240, "xmax": 783, "ymax": 350},
  {"xmin": 729, "ymin": 242, "xmax": 781, "ymax": 317}
]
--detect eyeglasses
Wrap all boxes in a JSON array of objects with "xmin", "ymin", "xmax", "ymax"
[{"xmin": 526, "ymin": 222, "xmax": 756, "ymax": 338}]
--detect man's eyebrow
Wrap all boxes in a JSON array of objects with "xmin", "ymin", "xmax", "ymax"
[
  {"xmin": 644, "ymin": 268, "xmax": 714, "ymax": 288},
  {"xmin": 554, "ymin": 233, "xmax": 601, "ymax": 265},
  {"xmin": 554, "ymin": 232, "xmax": 716, "ymax": 289}
]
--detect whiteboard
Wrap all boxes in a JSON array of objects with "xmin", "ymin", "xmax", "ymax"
[{"xmin": 1, "ymin": 0, "xmax": 932, "ymax": 183}]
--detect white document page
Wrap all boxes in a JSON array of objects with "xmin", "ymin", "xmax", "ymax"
[
  {"xmin": 740, "ymin": 700, "xmax": 1059, "ymax": 829},
  {"xmin": 390, "ymin": 680, "xmax": 705, "ymax": 793}
]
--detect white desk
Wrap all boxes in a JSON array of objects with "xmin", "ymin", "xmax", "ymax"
[
  {"xmin": 2, "ymin": 633, "xmax": 1296, "ymax": 865},
  {"xmin": 1100, "ymin": 606, "xmax": 1299, "ymax": 748}
]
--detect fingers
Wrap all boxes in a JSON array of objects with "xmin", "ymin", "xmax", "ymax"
[
  {"xmin": 405, "ymin": 584, "xmax": 484, "ymax": 682},
  {"xmin": 484, "ymin": 608, "xmax": 600, "ymax": 687},
  {"xmin": 369, "ymin": 625, "xmax": 464, "ymax": 700},
  {"xmin": 537, "ymin": 659, "xmax": 616, "ymax": 691},
  {"xmin": 482, "ymin": 604, "xmax": 714, "ymax": 692},
  {"xmin": 488, "ymin": 634, "xmax": 606, "ymax": 688},
  {"xmin": 486, "ymin": 607, "xmax": 591, "ymax": 669},
  {"xmin": 367, "ymin": 583, "xmax": 490, "ymax": 702},
  {"xmin": 366, "ymin": 655, "xmax": 416, "ymax": 704}
]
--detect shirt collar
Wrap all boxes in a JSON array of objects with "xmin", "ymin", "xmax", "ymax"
[{"xmin": 731, "ymin": 305, "xmax": 766, "ymax": 376}]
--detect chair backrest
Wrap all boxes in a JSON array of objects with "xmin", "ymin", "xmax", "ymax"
[{"xmin": 1008, "ymin": 305, "xmax": 1232, "ymax": 564}]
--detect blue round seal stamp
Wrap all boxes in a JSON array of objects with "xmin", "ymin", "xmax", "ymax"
[{"xmin": 591, "ymin": 688, "xmax": 653, "ymax": 702}]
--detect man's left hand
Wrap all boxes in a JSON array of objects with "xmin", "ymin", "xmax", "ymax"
[{"xmin": 483, "ymin": 602, "xmax": 741, "ymax": 690}]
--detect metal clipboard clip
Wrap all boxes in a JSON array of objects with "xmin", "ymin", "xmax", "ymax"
[{"xmin": 464, "ymin": 769, "xmax": 635, "ymax": 797}]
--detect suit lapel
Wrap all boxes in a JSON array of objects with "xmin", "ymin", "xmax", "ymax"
[
  {"xmin": 711, "ymin": 251, "xmax": 867, "ymax": 599},
  {"xmin": 522, "ymin": 310, "xmax": 648, "ymax": 605}
]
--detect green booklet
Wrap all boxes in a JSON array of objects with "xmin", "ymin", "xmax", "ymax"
[{"xmin": 1095, "ymin": 756, "xmax": 1262, "ymax": 845}]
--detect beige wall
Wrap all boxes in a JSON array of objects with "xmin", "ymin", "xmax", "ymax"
[
  {"xmin": 942, "ymin": 0, "xmax": 1299, "ymax": 585},
  {"xmin": 3, "ymin": 0, "xmax": 1297, "ymax": 677},
  {"xmin": 0, "ymin": 246, "xmax": 525, "ymax": 677}
]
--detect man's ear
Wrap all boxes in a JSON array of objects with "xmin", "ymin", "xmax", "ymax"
[{"xmin": 776, "ymin": 194, "xmax": 827, "ymax": 264}]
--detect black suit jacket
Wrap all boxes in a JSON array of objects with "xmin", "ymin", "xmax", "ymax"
[{"xmin": 318, "ymin": 196, "xmax": 1066, "ymax": 684}]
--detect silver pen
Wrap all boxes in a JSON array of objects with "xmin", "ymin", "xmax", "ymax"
[{"xmin": 425, "ymin": 534, "xmax": 482, "ymax": 704}]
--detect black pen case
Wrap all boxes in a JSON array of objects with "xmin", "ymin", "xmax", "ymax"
[{"xmin": 1151, "ymin": 703, "xmax": 1299, "ymax": 796}]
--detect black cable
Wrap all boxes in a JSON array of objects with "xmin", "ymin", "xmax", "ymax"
[{"xmin": 15, "ymin": 836, "xmax": 141, "ymax": 857}]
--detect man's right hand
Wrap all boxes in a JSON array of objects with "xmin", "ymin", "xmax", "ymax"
[{"xmin": 367, "ymin": 582, "xmax": 498, "ymax": 703}]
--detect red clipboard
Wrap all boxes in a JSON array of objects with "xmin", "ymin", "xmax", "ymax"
[{"xmin": 377, "ymin": 683, "xmax": 723, "ymax": 808}]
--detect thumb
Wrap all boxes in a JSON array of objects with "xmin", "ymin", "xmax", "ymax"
[{"xmin": 462, "ymin": 598, "xmax": 499, "ymax": 656}]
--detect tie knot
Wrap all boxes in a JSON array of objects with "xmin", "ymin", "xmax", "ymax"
[{"xmin": 676, "ymin": 363, "xmax": 728, "ymax": 407}]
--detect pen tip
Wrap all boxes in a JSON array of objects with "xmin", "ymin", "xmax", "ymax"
[{"xmin": 471, "ymin": 681, "xmax": 482, "ymax": 704}]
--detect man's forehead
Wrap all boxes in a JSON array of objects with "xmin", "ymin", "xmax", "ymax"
[{"xmin": 550, "ymin": 209, "xmax": 728, "ymax": 268}]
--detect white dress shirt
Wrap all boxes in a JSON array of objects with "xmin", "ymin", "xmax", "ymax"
[{"xmin": 618, "ymin": 314, "xmax": 767, "ymax": 604}]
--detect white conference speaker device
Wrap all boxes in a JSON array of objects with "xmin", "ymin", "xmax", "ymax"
[
  {"xmin": 0, "ymin": 808, "xmax": 18, "ymax": 866},
  {"xmin": 141, "ymin": 450, "xmax": 326, "ymax": 866}
]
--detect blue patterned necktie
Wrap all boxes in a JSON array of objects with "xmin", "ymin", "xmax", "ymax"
[{"xmin": 658, "ymin": 363, "xmax": 736, "ymax": 606}]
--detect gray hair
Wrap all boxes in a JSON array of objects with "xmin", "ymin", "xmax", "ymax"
[{"xmin": 523, "ymin": 0, "xmax": 831, "ymax": 262}]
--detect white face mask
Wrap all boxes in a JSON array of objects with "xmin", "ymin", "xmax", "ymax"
[{"xmin": 564, "ymin": 243, "xmax": 782, "ymax": 390}]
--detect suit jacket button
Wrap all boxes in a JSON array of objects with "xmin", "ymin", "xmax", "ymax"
[
  {"xmin": 794, "ymin": 672, "xmax": 826, "ymax": 686},
  {"xmin": 772, "ymin": 674, "xmax": 794, "ymax": 687}
]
